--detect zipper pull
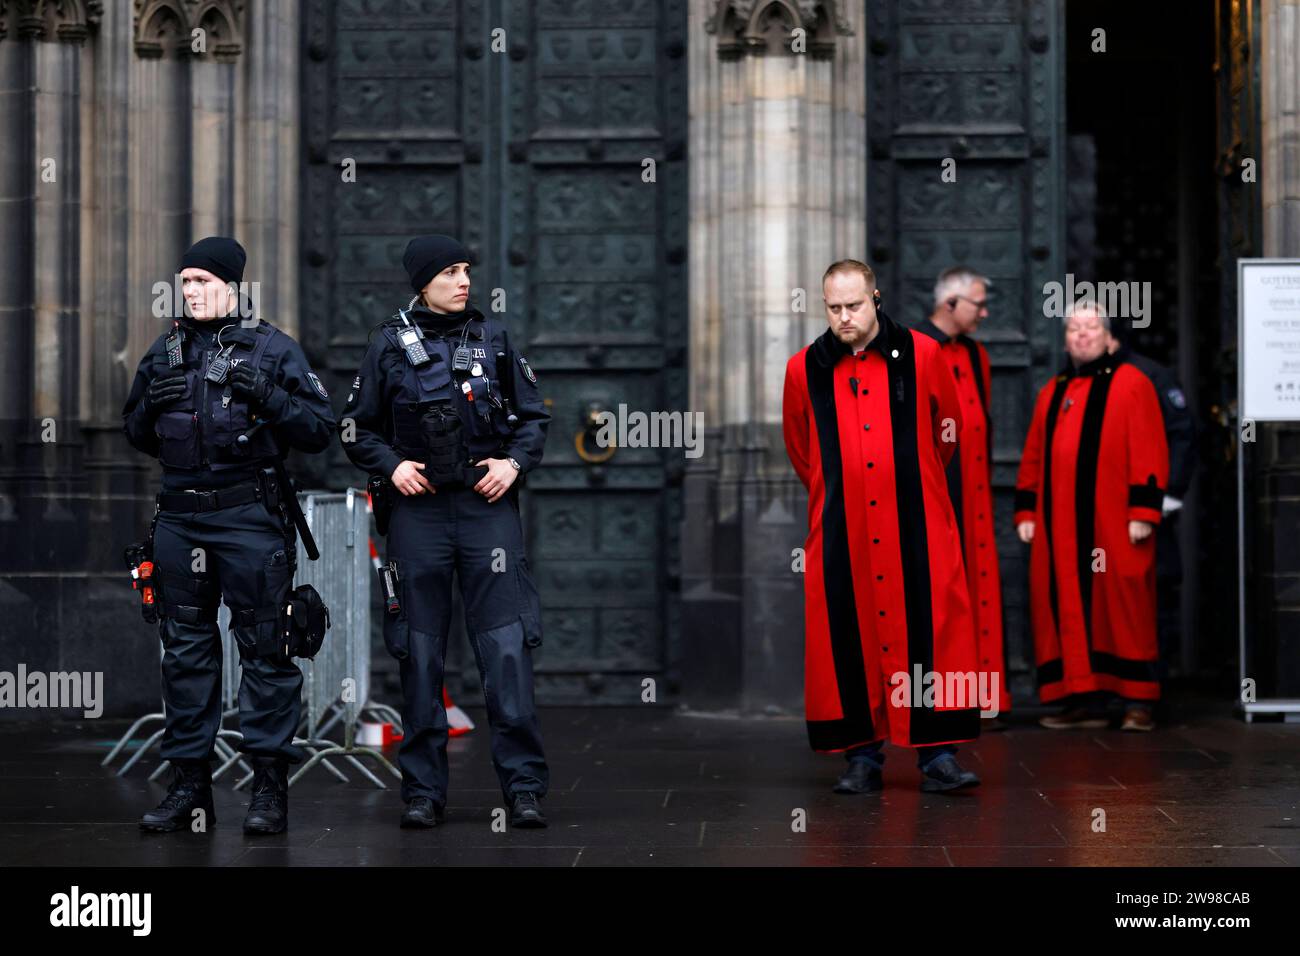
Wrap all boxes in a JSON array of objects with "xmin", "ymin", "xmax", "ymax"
[{"xmin": 222, "ymin": 386, "xmax": 232, "ymax": 408}]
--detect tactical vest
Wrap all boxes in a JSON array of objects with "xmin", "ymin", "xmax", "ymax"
[
  {"xmin": 383, "ymin": 317, "xmax": 512, "ymax": 462},
  {"xmin": 153, "ymin": 321, "xmax": 281, "ymax": 471}
]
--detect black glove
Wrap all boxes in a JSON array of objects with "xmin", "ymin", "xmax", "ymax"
[
  {"xmin": 229, "ymin": 362, "xmax": 276, "ymax": 405},
  {"xmin": 144, "ymin": 373, "xmax": 189, "ymax": 417}
]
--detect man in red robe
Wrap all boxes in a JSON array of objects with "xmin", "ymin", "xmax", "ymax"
[
  {"xmin": 914, "ymin": 267, "xmax": 1010, "ymax": 724},
  {"xmin": 1014, "ymin": 299, "xmax": 1169, "ymax": 731},
  {"xmin": 783, "ymin": 259, "xmax": 983, "ymax": 795}
]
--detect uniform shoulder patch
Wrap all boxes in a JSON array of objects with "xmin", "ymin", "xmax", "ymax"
[
  {"xmin": 518, "ymin": 355, "xmax": 537, "ymax": 384},
  {"xmin": 307, "ymin": 371, "xmax": 329, "ymax": 398},
  {"xmin": 1166, "ymin": 387, "xmax": 1186, "ymax": 409}
]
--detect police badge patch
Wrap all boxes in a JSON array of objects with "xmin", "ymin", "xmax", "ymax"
[
  {"xmin": 518, "ymin": 355, "xmax": 537, "ymax": 384},
  {"xmin": 1167, "ymin": 387, "xmax": 1186, "ymax": 409},
  {"xmin": 308, "ymin": 371, "xmax": 329, "ymax": 398}
]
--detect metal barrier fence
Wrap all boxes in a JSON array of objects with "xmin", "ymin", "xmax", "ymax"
[
  {"xmin": 275, "ymin": 488, "xmax": 399, "ymax": 788},
  {"xmin": 105, "ymin": 487, "xmax": 400, "ymax": 790}
]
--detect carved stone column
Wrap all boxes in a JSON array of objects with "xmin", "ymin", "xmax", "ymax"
[
  {"xmin": 1262, "ymin": 0, "xmax": 1300, "ymax": 254},
  {"xmin": 682, "ymin": 0, "xmax": 864, "ymax": 712},
  {"xmin": 0, "ymin": 0, "xmax": 302, "ymax": 717},
  {"xmin": 0, "ymin": 0, "xmax": 107, "ymax": 698},
  {"xmin": 234, "ymin": 0, "xmax": 297, "ymax": 335},
  {"xmin": 1250, "ymin": 0, "xmax": 1300, "ymax": 698}
]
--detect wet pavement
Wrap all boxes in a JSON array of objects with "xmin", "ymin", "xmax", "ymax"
[{"xmin": 2, "ymin": 697, "xmax": 1298, "ymax": 866}]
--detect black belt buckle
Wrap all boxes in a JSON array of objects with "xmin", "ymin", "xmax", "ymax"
[{"xmin": 193, "ymin": 489, "xmax": 220, "ymax": 511}]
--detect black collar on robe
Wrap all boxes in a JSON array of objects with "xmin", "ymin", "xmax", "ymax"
[
  {"xmin": 1061, "ymin": 347, "xmax": 1122, "ymax": 379},
  {"xmin": 810, "ymin": 306, "xmax": 911, "ymax": 369},
  {"xmin": 914, "ymin": 316, "xmax": 986, "ymax": 352}
]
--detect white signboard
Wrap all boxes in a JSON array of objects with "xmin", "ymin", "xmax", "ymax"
[{"xmin": 1240, "ymin": 260, "xmax": 1300, "ymax": 421}]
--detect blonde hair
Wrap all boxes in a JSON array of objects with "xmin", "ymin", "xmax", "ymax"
[{"xmin": 1063, "ymin": 297, "xmax": 1111, "ymax": 331}]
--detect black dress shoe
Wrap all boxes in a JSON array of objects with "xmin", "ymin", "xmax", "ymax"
[
  {"xmin": 140, "ymin": 759, "xmax": 215, "ymax": 832},
  {"xmin": 832, "ymin": 761, "xmax": 883, "ymax": 794},
  {"xmin": 510, "ymin": 792, "xmax": 547, "ymax": 828},
  {"xmin": 243, "ymin": 757, "xmax": 289, "ymax": 834},
  {"xmin": 919, "ymin": 754, "xmax": 980, "ymax": 793},
  {"xmin": 400, "ymin": 797, "xmax": 445, "ymax": 828}
]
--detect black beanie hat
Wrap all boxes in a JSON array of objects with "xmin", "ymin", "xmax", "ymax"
[
  {"xmin": 403, "ymin": 234, "xmax": 472, "ymax": 293},
  {"xmin": 180, "ymin": 236, "xmax": 246, "ymax": 284}
]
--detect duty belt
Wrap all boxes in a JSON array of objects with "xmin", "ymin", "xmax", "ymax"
[{"xmin": 157, "ymin": 480, "xmax": 262, "ymax": 513}]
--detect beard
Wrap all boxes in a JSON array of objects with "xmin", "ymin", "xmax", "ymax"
[{"xmin": 834, "ymin": 318, "xmax": 876, "ymax": 349}]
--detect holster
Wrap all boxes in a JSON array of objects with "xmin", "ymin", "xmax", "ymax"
[
  {"xmin": 235, "ymin": 583, "xmax": 330, "ymax": 660},
  {"xmin": 123, "ymin": 540, "xmax": 158, "ymax": 624},
  {"xmin": 281, "ymin": 584, "xmax": 331, "ymax": 659},
  {"xmin": 255, "ymin": 465, "xmax": 299, "ymax": 557}
]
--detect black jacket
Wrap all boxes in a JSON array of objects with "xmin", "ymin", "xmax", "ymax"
[
  {"xmin": 338, "ymin": 304, "xmax": 549, "ymax": 479},
  {"xmin": 1114, "ymin": 345, "xmax": 1197, "ymax": 499},
  {"xmin": 122, "ymin": 313, "xmax": 335, "ymax": 490}
]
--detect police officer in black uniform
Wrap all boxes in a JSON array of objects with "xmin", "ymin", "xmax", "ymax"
[
  {"xmin": 338, "ymin": 234, "xmax": 550, "ymax": 829},
  {"xmin": 122, "ymin": 237, "xmax": 335, "ymax": 833},
  {"xmin": 1106, "ymin": 327, "xmax": 1198, "ymax": 695}
]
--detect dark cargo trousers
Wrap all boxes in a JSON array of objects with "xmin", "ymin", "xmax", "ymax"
[
  {"xmin": 384, "ymin": 486, "xmax": 548, "ymax": 807},
  {"xmin": 151, "ymin": 499, "xmax": 303, "ymax": 763}
]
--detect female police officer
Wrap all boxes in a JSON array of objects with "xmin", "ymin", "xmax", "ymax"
[{"xmin": 339, "ymin": 234, "xmax": 550, "ymax": 829}]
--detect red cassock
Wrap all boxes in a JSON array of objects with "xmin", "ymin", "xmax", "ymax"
[
  {"xmin": 915, "ymin": 321, "xmax": 1010, "ymax": 713},
  {"xmin": 782, "ymin": 313, "xmax": 982, "ymax": 751},
  {"xmin": 1013, "ymin": 352, "xmax": 1169, "ymax": 702}
]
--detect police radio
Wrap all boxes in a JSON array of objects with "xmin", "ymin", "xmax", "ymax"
[
  {"xmin": 165, "ymin": 321, "xmax": 184, "ymax": 369},
  {"xmin": 397, "ymin": 310, "xmax": 430, "ymax": 367},
  {"xmin": 205, "ymin": 327, "xmax": 236, "ymax": 384}
]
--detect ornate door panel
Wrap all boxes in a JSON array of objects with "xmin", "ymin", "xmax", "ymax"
[
  {"xmin": 302, "ymin": 0, "xmax": 687, "ymax": 704},
  {"xmin": 866, "ymin": 0, "xmax": 1066, "ymax": 690},
  {"xmin": 301, "ymin": 0, "xmax": 492, "ymax": 480},
  {"xmin": 500, "ymin": 0, "xmax": 689, "ymax": 704}
]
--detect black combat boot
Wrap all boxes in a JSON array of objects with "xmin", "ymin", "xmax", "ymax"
[
  {"xmin": 140, "ymin": 758, "xmax": 215, "ymax": 833},
  {"xmin": 243, "ymin": 756, "xmax": 289, "ymax": 834}
]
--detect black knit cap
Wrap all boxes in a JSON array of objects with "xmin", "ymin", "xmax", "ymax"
[
  {"xmin": 403, "ymin": 234, "xmax": 472, "ymax": 293},
  {"xmin": 180, "ymin": 236, "xmax": 246, "ymax": 284}
]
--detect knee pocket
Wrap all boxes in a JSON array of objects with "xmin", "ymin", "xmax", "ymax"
[
  {"xmin": 235, "ymin": 548, "xmax": 294, "ymax": 660},
  {"xmin": 474, "ymin": 620, "xmax": 535, "ymax": 721},
  {"xmin": 383, "ymin": 615, "xmax": 411, "ymax": 661},
  {"xmin": 382, "ymin": 573, "xmax": 412, "ymax": 661},
  {"xmin": 516, "ymin": 556, "xmax": 543, "ymax": 649},
  {"xmin": 155, "ymin": 569, "xmax": 219, "ymax": 642}
]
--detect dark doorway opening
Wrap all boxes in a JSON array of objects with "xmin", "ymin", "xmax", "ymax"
[{"xmin": 1065, "ymin": 0, "xmax": 1234, "ymax": 685}]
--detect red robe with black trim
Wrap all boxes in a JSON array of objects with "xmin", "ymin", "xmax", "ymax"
[
  {"xmin": 915, "ymin": 321, "xmax": 1010, "ymax": 713},
  {"xmin": 782, "ymin": 313, "xmax": 982, "ymax": 751},
  {"xmin": 1014, "ymin": 352, "xmax": 1169, "ymax": 702}
]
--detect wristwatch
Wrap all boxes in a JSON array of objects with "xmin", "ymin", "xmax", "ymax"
[{"xmin": 507, "ymin": 457, "xmax": 521, "ymax": 471}]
